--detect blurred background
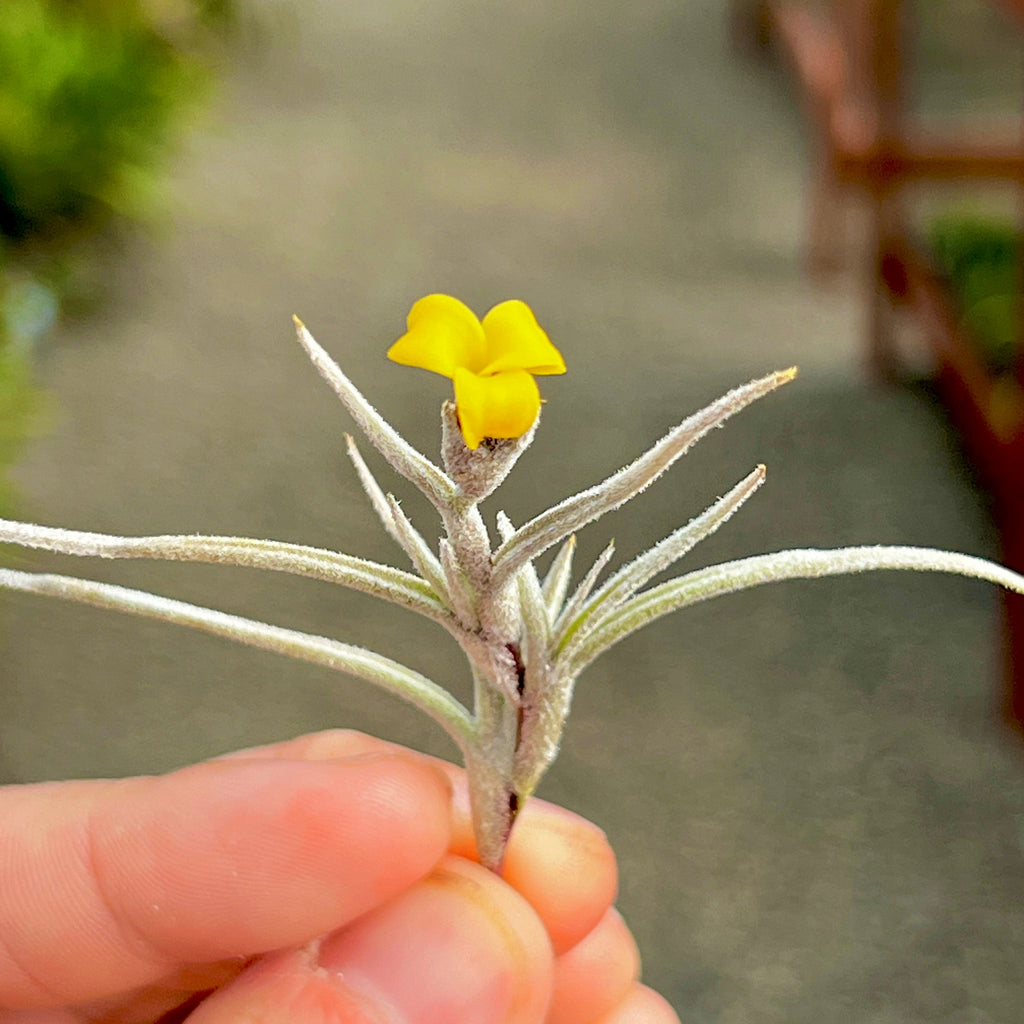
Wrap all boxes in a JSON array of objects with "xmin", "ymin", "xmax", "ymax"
[{"xmin": 3, "ymin": 0, "xmax": 1024, "ymax": 1020}]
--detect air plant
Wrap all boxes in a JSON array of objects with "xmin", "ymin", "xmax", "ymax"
[{"xmin": 2, "ymin": 294, "xmax": 1023, "ymax": 870}]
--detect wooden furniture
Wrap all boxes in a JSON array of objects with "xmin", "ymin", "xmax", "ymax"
[{"xmin": 738, "ymin": 0, "xmax": 1024, "ymax": 731}]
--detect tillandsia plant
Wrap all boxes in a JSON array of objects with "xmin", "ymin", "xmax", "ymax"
[{"xmin": 2, "ymin": 294, "xmax": 1024, "ymax": 870}]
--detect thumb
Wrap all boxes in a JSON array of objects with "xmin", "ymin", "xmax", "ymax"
[{"xmin": 186, "ymin": 856, "xmax": 554, "ymax": 1024}]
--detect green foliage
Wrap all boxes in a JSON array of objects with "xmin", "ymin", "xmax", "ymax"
[
  {"xmin": 0, "ymin": 252, "xmax": 48, "ymax": 522},
  {"xmin": 928, "ymin": 211, "xmax": 1022, "ymax": 375},
  {"xmin": 0, "ymin": 0, "xmax": 209, "ymax": 240},
  {"xmin": 0, "ymin": 0, "xmax": 231, "ymax": 522},
  {"xmin": 0, "ymin": 347, "xmax": 45, "ymax": 518}
]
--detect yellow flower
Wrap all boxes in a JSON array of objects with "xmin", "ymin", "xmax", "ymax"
[{"xmin": 387, "ymin": 294, "xmax": 566, "ymax": 450}]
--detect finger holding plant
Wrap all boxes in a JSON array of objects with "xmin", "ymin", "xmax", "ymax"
[{"xmin": 2, "ymin": 295, "xmax": 1023, "ymax": 870}]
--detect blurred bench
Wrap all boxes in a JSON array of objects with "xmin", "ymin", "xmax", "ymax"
[{"xmin": 735, "ymin": 0, "xmax": 1024, "ymax": 734}]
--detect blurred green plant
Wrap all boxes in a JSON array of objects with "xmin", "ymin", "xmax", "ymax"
[
  {"xmin": 0, "ymin": 249, "xmax": 48, "ymax": 521},
  {"xmin": 928, "ymin": 210, "xmax": 1022, "ymax": 375},
  {"xmin": 0, "ymin": 0, "xmax": 232, "ymax": 524},
  {"xmin": 0, "ymin": 347, "xmax": 46, "ymax": 519},
  {"xmin": 0, "ymin": 0, "xmax": 216, "ymax": 240},
  {"xmin": 53, "ymin": 0, "xmax": 239, "ymax": 49}
]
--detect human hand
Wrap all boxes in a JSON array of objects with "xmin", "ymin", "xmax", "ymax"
[{"xmin": 0, "ymin": 730, "xmax": 679, "ymax": 1024}]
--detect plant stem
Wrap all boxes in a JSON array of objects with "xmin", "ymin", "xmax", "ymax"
[{"xmin": 467, "ymin": 670, "xmax": 521, "ymax": 871}]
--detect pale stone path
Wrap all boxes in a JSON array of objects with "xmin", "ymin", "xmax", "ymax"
[{"xmin": 4, "ymin": 2, "xmax": 1024, "ymax": 1020}]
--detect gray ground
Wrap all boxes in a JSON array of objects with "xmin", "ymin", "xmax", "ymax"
[{"xmin": 4, "ymin": 1, "xmax": 1024, "ymax": 1021}]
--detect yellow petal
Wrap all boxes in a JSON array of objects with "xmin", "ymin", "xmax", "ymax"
[
  {"xmin": 387, "ymin": 294, "xmax": 487, "ymax": 379},
  {"xmin": 480, "ymin": 300, "xmax": 566, "ymax": 376},
  {"xmin": 452, "ymin": 367, "xmax": 541, "ymax": 449}
]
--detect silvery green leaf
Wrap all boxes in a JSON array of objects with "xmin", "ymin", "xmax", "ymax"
[
  {"xmin": 439, "ymin": 537, "xmax": 479, "ymax": 630},
  {"xmin": 512, "ymin": 670, "xmax": 574, "ymax": 798},
  {"xmin": 0, "ymin": 567, "xmax": 474, "ymax": 750},
  {"xmin": 517, "ymin": 563, "xmax": 549, "ymax": 670},
  {"xmin": 463, "ymin": 677, "xmax": 522, "ymax": 869},
  {"xmin": 0, "ymin": 518, "xmax": 447, "ymax": 622},
  {"xmin": 343, "ymin": 434, "xmax": 451, "ymax": 605},
  {"xmin": 457, "ymin": 629, "xmax": 521, "ymax": 705},
  {"xmin": 385, "ymin": 494, "xmax": 450, "ymax": 605},
  {"xmin": 542, "ymin": 536, "xmax": 576, "ymax": 622},
  {"xmin": 294, "ymin": 317, "xmax": 458, "ymax": 511},
  {"xmin": 496, "ymin": 510, "xmax": 545, "ymax": 638},
  {"xmin": 491, "ymin": 368, "xmax": 796, "ymax": 586},
  {"xmin": 551, "ymin": 538, "xmax": 616, "ymax": 644},
  {"xmin": 498, "ymin": 512, "xmax": 548, "ymax": 674},
  {"xmin": 565, "ymin": 545, "xmax": 1024, "ymax": 672},
  {"xmin": 440, "ymin": 503, "xmax": 493, "ymax": 595},
  {"xmin": 556, "ymin": 465, "xmax": 765, "ymax": 649},
  {"xmin": 495, "ymin": 509, "xmax": 516, "ymax": 545},
  {"xmin": 345, "ymin": 433, "xmax": 395, "ymax": 532}
]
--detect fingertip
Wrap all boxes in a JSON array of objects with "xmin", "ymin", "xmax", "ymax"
[
  {"xmin": 548, "ymin": 909, "xmax": 640, "ymax": 1024},
  {"xmin": 319, "ymin": 855, "xmax": 553, "ymax": 1024},
  {"xmin": 596, "ymin": 984, "xmax": 681, "ymax": 1024},
  {"xmin": 501, "ymin": 801, "xmax": 618, "ymax": 954}
]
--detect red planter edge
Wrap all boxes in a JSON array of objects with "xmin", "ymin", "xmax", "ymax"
[{"xmin": 883, "ymin": 239, "xmax": 1024, "ymax": 734}]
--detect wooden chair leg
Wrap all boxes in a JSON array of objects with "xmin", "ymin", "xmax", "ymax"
[
  {"xmin": 807, "ymin": 142, "xmax": 846, "ymax": 278},
  {"xmin": 866, "ymin": 191, "xmax": 905, "ymax": 380}
]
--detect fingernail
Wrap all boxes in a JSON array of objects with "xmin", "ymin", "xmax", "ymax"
[{"xmin": 317, "ymin": 856, "xmax": 550, "ymax": 1024}]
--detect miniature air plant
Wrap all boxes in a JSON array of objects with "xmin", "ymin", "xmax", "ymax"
[{"xmin": 2, "ymin": 295, "xmax": 1024, "ymax": 871}]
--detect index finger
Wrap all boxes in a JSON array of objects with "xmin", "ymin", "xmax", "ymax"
[
  {"xmin": 233, "ymin": 730, "xmax": 619, "ymax": 954},
  {"xmin": 0, "ymin": 751, "xmax": 450, "ymax": 1010}
]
